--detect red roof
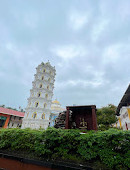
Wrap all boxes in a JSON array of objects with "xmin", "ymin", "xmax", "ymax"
[{"xmin": 0, "ymin": 107, "xmax": 25, "ymax": 117}]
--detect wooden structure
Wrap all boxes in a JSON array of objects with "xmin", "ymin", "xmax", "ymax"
[{"xmin": 65, "ymin": 105, "xmax": 97, "ymax": 130}]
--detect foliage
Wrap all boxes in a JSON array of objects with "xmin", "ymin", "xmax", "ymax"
[
  {"xmin": 97, "ymin": 104, "xmax": 117, "ymax": 130},
  {"xmin": 0, "ymin": 105, "xmax": 5, "ymax": 108},
  {"xmin": 0, "ymin": 128, "xmax": 129, "ymax": 169}
]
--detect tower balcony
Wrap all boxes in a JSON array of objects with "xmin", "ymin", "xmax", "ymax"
[
  {"xmin": 27, "ymin": 96, "xmax": 51, "ymax": 102},
  {"xmin": 32, "ymin": 79, "xmax": 54, "ymax": 86},
  {"xmin": 26, "ymin": 107, "xmax": 50, "ymax": 112},
  {"xmin": 30, "ymin": 88, "xmax": 53, "ymax": 94},
  {"xmin": 36, "ymin": 70, "xmax": 55, "ymax": 78}
]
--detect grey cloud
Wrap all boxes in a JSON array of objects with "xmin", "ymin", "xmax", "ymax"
[{"xmin": 0, "ymin": 0, "xmax": 130, "ymax": 109}]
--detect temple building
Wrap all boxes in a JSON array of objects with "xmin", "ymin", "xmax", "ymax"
[
  {"xmin": 50, "ymin": 99, "xmax": 65, "ymax": 127},
  {"xmin": 116, "ymin": 84, "xmax": 130, "ymax": 130},
  {"xmin": 22, "ymin": 61, "xmax": 56, "ymax": 129},
  {"xmin": 116, "ymin": 107, "xmax": 130, "ymax": 130},
  {"xmin": 0, "ymin": 107, "xmax": 25, "ymax": 128}
]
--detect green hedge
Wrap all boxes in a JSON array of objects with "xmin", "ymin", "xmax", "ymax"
[{"xmin": 0, "ymin": 128, "xmax": 129, "ymax": 169}]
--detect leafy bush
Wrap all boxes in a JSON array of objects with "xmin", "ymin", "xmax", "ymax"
[
  {"xmin": 97, "ymin": 104, "xmax": 117, "ymax": 130},
  {"xmin": 0, "ymin": 128, "xmax": 129, "ymax": 170}
]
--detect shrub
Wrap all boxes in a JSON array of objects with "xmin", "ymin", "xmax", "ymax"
[{"xmin": 0, "ymin": 128, "xmax": 129, "ymax": 169}]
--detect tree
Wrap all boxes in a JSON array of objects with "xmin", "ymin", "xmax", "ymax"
[
  {"xmin": 0, "ymin": 105, "xmax": 5, "ymax": 108},
  {"xmin": 97, "ymin": 104, "xmax": 117, "ymax": 130}
]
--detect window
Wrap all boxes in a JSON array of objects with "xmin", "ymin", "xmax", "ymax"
[
  {"xmin": 39, "ymin": 84, "xmax": 42, "ymax": 88},
  {"xmin": 41, "ymin": 113, "xmax": 45, "ymax": 119},
  {"xmin": 19, "ymin": 117, "xmax": 21, "ymax": 120},
  {"xmin": 12, "ymin": 123, "xmax": 14, "ymax": 127},
  {"xmin": 47, "ymin": 85, "xmax": 49, "ymax": 90},
  {"xmin": 35, "ymin": 102, "xmax": 39, "ymax": 107},
  {"xmin": 123, "ymin": 112, "xmax": 128, "ymax": 119},
  {"xmin": 41, "ymin": 76, "xmax": 44, "ymax": 80},
  {"xmin": 48, "ymin": 78, "xmax": 51, "ymax": 82},
  {"xmin": 33, "ymin": 113, "xmax": 36, "ymax": 119},
  {"xmin": 44, "ymin": 103, "xmax": 47, "ymax": 108},
  {"xmin": 43, "ymin": 69, "xmax": 46, "ymax": 73},
  {"xmin": 37, "ymin": 92, "xmax": 41, "ymax": 97},
  {"xmin": 45, "ymin": 94, "xmax": 48, "ymax": 99},
  {"xmin": 32, "ymin": 112, "xmax": 37, "ymax": 119},
  {"xmin": 14, "ymin": 116, "xmax": 16, "ymax": 120},
  {"xmin": 17, "ymin": 124, "xmax": 19, "ymax": 127},
  {"xmin": 26, "ymin": 112, "xmax": 29, "ymax": 118}
]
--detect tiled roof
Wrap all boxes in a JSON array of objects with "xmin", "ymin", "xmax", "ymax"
[{"xmin": 0, "ymin": 107, "xmax": 25, "ymax": 117}]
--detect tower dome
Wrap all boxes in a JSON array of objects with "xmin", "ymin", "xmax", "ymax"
[{"xmin": 52, "ymin": 100, "xmax": 60, "ymax": 104}]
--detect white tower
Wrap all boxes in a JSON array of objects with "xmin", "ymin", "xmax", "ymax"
[{"xmin": 22, "ymin": 61, "xmax": 56, "ymax": 129}]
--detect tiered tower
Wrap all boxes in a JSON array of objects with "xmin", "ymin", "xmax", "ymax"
[{"xmin": 22, "ymin": 61, "xmax": 56, "ymax": 129}]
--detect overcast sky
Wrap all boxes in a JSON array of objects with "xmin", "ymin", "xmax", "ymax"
[{"xmin": 0, "ymin": 0, "xmax": 130, "ymax": 109}]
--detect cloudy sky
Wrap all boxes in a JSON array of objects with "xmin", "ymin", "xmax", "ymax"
[{"xmin": 0, "ymin": 0, "xmax": 130, "ymax": 109}]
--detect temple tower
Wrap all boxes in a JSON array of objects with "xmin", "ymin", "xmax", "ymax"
[
  {"xmin": 50, "ymin": 100, "xmax": 65, "ymax": 127},
  {"xmin": 22, "ymin": 61, "xmax": 56, "ymax": 129}
]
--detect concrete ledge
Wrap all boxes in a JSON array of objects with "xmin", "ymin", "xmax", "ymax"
[{"xmin": 0, "ymin": 152, "xmax": 93, "ymax": 170}]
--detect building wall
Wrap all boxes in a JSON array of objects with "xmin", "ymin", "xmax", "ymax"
[
  {"xmin": 116, "ymin": 107, "xmax": 130, "ymax": 130},
  {"xmin": 8, "ymin": 115, "xmax": 23, "ymax": 128},
  {"xmin": 50, "ymin": 101, "xmax": 65, "ymax": 127}
]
